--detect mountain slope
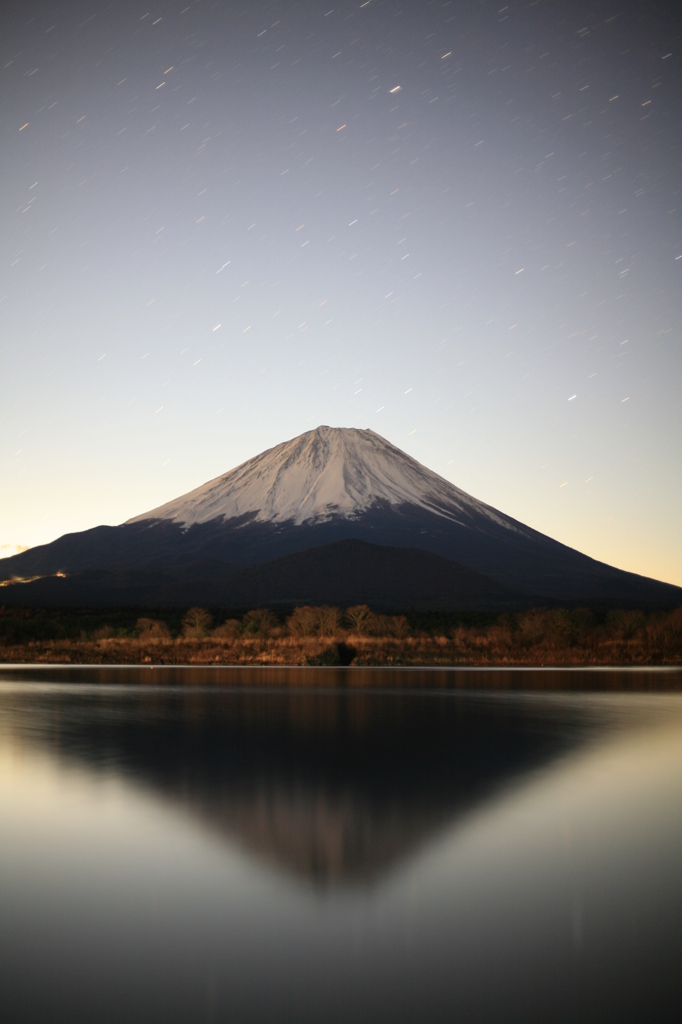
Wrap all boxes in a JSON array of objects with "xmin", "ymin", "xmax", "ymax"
[
  {"xmin": 127, "ymin": 426, "xmax": 518, "ymax": 533},
  {"xmin": 0, "ymin": 540, "xmax": 516, "ymax": 610}
]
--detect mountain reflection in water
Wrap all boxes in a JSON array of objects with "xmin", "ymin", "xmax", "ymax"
[{"xmin": 0, "ymin": 682, "xmax": 590, "ymax": 884}]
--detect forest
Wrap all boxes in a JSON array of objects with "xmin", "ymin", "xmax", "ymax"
[{"xmin": 1, "ymin": 603, "xmax": 681, "ymax": 667}]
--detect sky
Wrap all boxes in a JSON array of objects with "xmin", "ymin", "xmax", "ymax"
[{"xmin": 2, "ymin": 0, "xmax": 681, "ymax": 586}]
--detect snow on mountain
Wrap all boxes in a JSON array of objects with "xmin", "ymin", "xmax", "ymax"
[{"xmin": 128, "ymin": 426, "xmax": 519, "ymax": 532}]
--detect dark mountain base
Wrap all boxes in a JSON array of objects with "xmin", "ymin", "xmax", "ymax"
[
  {"xmin": 0, "ymin": 539, "xmax": 521, "ymax": 612},
  {"xmin": 2, "ymin": 504, "xmax": 680, "ymax": 607}
]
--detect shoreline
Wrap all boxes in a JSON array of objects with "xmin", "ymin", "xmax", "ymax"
[{"xmin": 2, "ymin": 658, "xmax": 681, "ymax": 693}]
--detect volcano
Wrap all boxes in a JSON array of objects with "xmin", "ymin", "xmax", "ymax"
[{"xmin": 1, "ymin": 426, "xmax": 679, "ymax": 608}]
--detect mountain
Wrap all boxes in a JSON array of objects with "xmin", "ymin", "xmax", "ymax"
[{"xmin": 1, "ymin": 426, "xmax": 680, "ymax": 608}]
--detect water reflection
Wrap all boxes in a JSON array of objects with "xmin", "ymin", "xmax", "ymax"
[
  {"xmin": 1, "ymin": 673, "xmax": 681, "ymax": 1023},
  {"xmin": 0, "ymin": 682, "xmax": 595, "ymax": 884}
]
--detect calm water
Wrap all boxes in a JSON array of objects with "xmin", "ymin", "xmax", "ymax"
[{"xmin": 1, "ymin": 668, "xmax": 681, "ymax": 1023}]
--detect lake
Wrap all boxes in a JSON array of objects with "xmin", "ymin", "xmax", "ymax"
[{"xmin": 1, "ymin": 667, "xmax": 681, "ymax": 1023}]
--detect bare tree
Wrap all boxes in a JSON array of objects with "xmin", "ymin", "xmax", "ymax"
[
  {"xmin": 372, "ymin": 614, "xmax": 392, "ymax": 636},
  {"xmin": 390, "ymin": 615, "xmax": 410, "ymax": 639},
  {"xmin": 182, "ymin": 607, "xmax": 213, "ymax": 638},
  {"xmin": 287, "ymin": 606, "xmax": 319, "ymax": 637},
  {"xmin": 243, "ymin": 609, "xmax": 278, "ymax": 637},
  {"xmin": 345, "ymin": 604, "xmax": 376, "ymax": 636},
  {"xmin": 136, "ymin": 617, "xmax": 171, "ymax": 641},
  {"xmin": 317, "ymin": 606, "xmax": 341, "ymax": 637},
  {"xmin": 516, "ymin": 610, "xmax": 547, "ymax": 646}
]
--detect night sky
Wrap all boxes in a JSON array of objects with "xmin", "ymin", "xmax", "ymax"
[{"xmin": 2, "ymin": 0, "xmax": 681, "ymax": 585}]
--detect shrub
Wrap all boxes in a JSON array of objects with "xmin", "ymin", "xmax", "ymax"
[
  {"xmin": 136, "ymin": 617, "xmax": 171, "ymax": 641},
  {"xmin": 91, "ymin": 625, "xmax": 116, "ymax": 641},
  {"xmin": 317, "ymin": 606, "xmax": 341, "ymax": 637},
  {"xmin": 449, "ymin": 624, "xmax": 468, "ymax": 646},
  {"xmin": 213, "ymin": 618, "xmax": 242, "ymax": 639},
  {"xmin": 287, "ymin": 606, "xmax": 320, "ymax": 637},
  {"xmin": 517, "ymin": 610, "xmax": 548, "ymax": 646},
  {"xmin": 646, "ymin": 607, "xmax": 682, "ymax": 650},
  {"xmin": 243, "ymin": 609, "xmax": 278, "ymax": 637},
  {"xmin": 371, "ymin": 614, "xmax": 391, "ymax": 636},
  {"xmin": 390, "ymin": 615, "xmax": 411, "ymax": 639},
  {"xmin": 570, "ymin": 608, "xmax": 597, "ymax": 641},
  {"xmin": 606, "ymin": 609, "xmax": 646, "ymax": 640},
  {"xmin": 486, "ymin": 624, "xmax": 512, "ymax": 649},
  {"xmin": 549, "ymin": 609, "xmax": 573, "ymax": 642},
  {"xmin": 182, "ymin": 607, "xmax": 213, "ymax": 638}
]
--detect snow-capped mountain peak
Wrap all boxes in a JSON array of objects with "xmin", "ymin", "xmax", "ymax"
[{"xmin": 127, "ymin": 425, "xmax": 510, "ymax": 530}]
